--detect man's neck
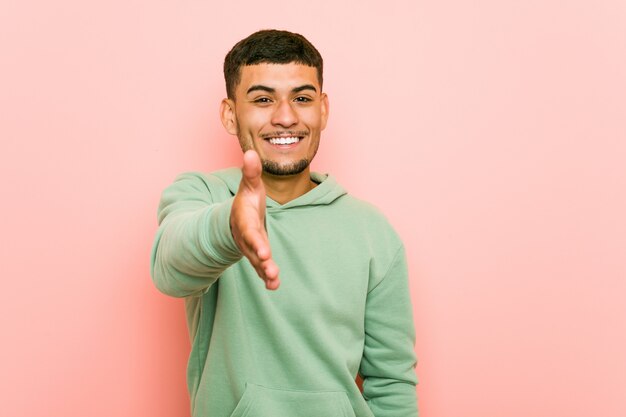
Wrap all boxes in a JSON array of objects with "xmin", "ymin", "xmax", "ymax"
[{"xmin": 261, "ymin": 169, "xmax": 317, "ymax": 205}]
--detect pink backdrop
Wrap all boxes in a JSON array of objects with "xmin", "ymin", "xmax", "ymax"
[{"xmin": 1, "ymin": 1, "xmax": 625, "ymax": 416}]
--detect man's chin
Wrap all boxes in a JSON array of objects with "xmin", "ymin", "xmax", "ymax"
[{"xmin": 261, "ymin": 159, "xmax": 310, "ymax": 176}]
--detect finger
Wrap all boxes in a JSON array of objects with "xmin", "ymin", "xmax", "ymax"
[
  {"xmin": 242, "ymin": 150, "xmax": 262, "ymax": 189},
  {"xmin": 241, "ymin": 228, "xmax": 271, "ymax": 262},
  {"xmin": 235, "ymin": 228, "xmax": 272, "ymax": 284},
  {"xmin": 265, "ymin": 278, "xmax": 280, "ymax": 291},
  {"xmin": 260, "ymin": 258, "xmax": 279, "ymax": 281},
  {"xmin": 250, "ymin": 257, "xmax": 280, "ymax": 290},
  {"xmin": 260, "ymin": 258, "xmax": 279, "ymax": 290}
]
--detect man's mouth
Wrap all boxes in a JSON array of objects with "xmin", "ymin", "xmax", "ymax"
[
  {"xmin": 268, "ymin": 136, "xmax": 300, "ymax": 145},
  {"xmin": 261, "ymin": 131, "xmax": 308, "ymax": 146}
]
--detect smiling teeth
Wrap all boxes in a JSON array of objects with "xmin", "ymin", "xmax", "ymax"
[{"xmin": 269, "ymin": 137, "xmax": 300, "ymax": 145}]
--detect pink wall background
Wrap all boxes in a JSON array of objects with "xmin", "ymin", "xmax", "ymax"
[{"xmin": 1, "ymin": 1, "xmax": 625, "ymax": 416}]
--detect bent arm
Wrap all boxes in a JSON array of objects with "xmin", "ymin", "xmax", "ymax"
[
  {"xmin": 150, "ymin": 173, "xmax": 242, "ymax": 297},
  {"xmin": 360, "ymin": 245, "xmax": 418, "ymax": 416}
]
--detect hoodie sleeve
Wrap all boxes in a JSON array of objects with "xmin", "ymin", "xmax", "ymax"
[
  {"xmin": 150, "ymin": 173, "xmax": 242, "ymax": 297},
  {"xmin": 360, "ymin": 244, "xmax": 418, "ymax": 416}
]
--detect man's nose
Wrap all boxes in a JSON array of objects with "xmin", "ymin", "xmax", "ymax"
[{"xmin": 271, "ymin": 100, "xmax": 298, "ymax": 128}]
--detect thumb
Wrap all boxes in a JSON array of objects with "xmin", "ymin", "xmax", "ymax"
[{"xmin": 242, "ymin": 150, "xmax": 262, "ymax": 189}]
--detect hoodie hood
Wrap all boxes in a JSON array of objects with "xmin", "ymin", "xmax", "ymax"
[{"xmin": 211, "ymin": 168, "xmax": 347, "ymax": 210}]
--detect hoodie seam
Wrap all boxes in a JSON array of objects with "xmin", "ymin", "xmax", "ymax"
[{"xmin": 367, "ymin": 243, "xmax": 403, "ymax": 295}]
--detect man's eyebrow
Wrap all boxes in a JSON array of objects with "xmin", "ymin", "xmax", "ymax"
[
  {"xmin": 246, "ymin": 84, "xmax": 318, "ymax": 95},
  {"xmin": 246, "ymin": 85, "xmax": 275, "ymax": 94},
  {"xmin": 292, "ymin": 84, "xmax": 317, "ymax": 93}
]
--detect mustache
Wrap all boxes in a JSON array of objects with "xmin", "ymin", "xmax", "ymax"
[{"xmin": 259, "ymin": 130, "xmax": 309, "ymax": 139}]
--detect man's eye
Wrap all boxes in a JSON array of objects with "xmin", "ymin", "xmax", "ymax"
[
  {"xmin": 294, "ymin": 96, "xmax": 312, "ymax": 103},
  {"xmin": 254, "ymin": 97, "xmax": 272, "ymax": 103}
]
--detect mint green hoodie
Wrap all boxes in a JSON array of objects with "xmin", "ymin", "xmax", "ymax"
[{"xmin": 151, "ymin": 168, "xmax": 418, "ymax": 417}]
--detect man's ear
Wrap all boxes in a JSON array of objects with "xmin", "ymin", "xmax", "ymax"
[
  {"xmin": 220, "ymin": 98, "xmax": 238, "ymax": 135},
  {"xmin": 320, "ymin": 93, "xmax": 330, "ymax": 131}
]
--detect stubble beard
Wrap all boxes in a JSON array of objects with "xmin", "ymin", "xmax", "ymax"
[{"xmin": 261, "ymin": 158, "xmax": 311, "ymax": 176}]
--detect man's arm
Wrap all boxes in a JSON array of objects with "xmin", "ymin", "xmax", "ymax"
[
  {"xmin": 151, "ymin": 150, "xmax": 279, "ymax": 297},
  {"xmin": 360, "ymin": 245, "xmax": 418, "ymax": 416}
]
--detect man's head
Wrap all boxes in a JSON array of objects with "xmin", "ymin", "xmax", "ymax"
[
  {"xmin": 220, "ymin": 30, "xmax": 329, "ymax": 177},
  {"xmin": 224, "ymin": 29, "xmax": 323, "ymax": 100}
]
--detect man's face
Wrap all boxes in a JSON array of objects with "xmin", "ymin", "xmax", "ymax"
[{"xmin": 221, "ymin": 63, "xmax": 329, "ymax": 176}]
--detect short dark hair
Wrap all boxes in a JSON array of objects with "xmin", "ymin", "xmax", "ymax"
[{"xmin": 224, "ymin": 29, "xmax": 323, "ymax": 99}]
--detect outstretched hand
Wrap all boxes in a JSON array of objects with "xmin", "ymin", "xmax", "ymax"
[{"xmin": 230, "ymin": 150, "xmax": 280, "ymax": 290}]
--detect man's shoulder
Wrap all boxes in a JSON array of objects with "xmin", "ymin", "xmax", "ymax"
[
  {"xmin": 336, "ymin": 192, "xmax": 391, "ymax": 221},
  {"xmin": 170, "ymin": 168, "xmax": 241, "ymax": 195},
  {"xmin": 331, "ymin": 192, "xmax": 403, "ymax": 243},
  {"xmin": 158, "ymin": 168, "xmax": 241, "ymax": 210}
]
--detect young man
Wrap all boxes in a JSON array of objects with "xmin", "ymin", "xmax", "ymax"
[{"xmin": 151, "ymin": 29, "xmax": 418, "ymax": 417}]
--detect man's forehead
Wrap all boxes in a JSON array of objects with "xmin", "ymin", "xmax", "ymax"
[{"xmin": 237, "ymin": 63, "xmax": 320, "ymax": 91}]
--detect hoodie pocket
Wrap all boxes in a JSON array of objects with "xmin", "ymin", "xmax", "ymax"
[{"xmin": 229, "ymin": 383, "xmax": 356, "ymax": 417}]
